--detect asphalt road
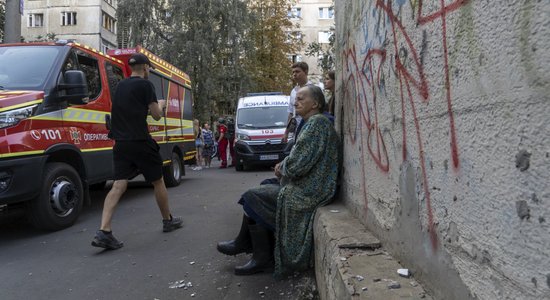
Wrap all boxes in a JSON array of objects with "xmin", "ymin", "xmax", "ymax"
[{"xmin": 0, "ymin": 160, "xmax": 317, "ymax": 300}]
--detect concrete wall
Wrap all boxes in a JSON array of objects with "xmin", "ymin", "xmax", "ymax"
[{"xmin": 334, "ymin": 1, "xmax": 549, "ymax": 299}]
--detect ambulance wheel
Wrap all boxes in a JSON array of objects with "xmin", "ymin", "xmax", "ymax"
[
  {"xmin": 163, "ymin": 152, "xmax": 182, "ymax": 187},
  {"xmin": 27, "ymin": 162, "xmax": 84, "ymax": 231},
  {"xmin": 235, "ymin": 155, "xmax": 244, "ymax": 171}
]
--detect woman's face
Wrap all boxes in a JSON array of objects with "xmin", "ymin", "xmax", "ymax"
[
  {"xmin": 204, "ymin": 123, "xmax": 210, "ymax": 130},
  {"xmin": 294, "ymin": 87, "xmax": 318, "ymax": 117},
  {"xmin": 324, "ymin": 75, "xmax": 335, "ymax": 91}
]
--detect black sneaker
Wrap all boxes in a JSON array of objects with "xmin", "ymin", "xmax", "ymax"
[
  {"xmin": 163, "ymin": 216, "xmax": 183, "ymax": 232},
  {"xmin": 91, "ymin": 230, "xmax": 124, "ymax": 250}
]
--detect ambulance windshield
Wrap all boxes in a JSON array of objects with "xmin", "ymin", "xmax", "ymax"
[
  {"xmin": 0, "ymin": 46, "xmax": 62, "ymax": 90},
  {"xmin": 237, "ymin": 106, "xmax": 288, "ymax": 129}
]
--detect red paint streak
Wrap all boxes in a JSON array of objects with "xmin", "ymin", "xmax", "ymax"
[
  {"xmin": 417, "ymin": 0, "xmax": 469, "ymax": 25},
  {"xmin": 439, "ymin": 0, "xmax": 461, "ymax": 169}
]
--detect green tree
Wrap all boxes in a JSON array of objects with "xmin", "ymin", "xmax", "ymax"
[
  {"xmin": 246, "ymin": 0, "xmax": 296, "ymax": 93},
  {"xmin": 116, "ymin": 0, "xmax": 295, "ymax": 120}
]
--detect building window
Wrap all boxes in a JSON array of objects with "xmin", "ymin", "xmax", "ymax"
[
  {"xmin": 61, "ymin": 12, "xmax": 77, "ymax": 26},
  {"xmin": 102, "ymin": 12, "xmax": 116, "ymax": 33},
  {"xmin": 286, "ymin": 31, "xmax": 302, "ymax": 43},
  {"xmin": 28, "ymin": 13, "xmax": 44, "ymax": 27},
  {"xmin": 287, "ymin": 54, "xmax": 302, "ymax": 63},
  {"xmin": 319, "ymin": 7, "xmax": 334, "ymax": 19},
  {"xmin": 287, "ymin": 7, "xmax": 301, "ymax": 19},
  {"xmin": 318, "ymin": 31, "xmax": 333, "ymax": 44}
]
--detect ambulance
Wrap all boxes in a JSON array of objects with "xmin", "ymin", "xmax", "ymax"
[
  {"xmin": 0, "ymin": 42, "xmax": 195, "ymax": 230},
  {"xmin": 233, "ymin": 92, "xmax": 294, "ymax": 171}
]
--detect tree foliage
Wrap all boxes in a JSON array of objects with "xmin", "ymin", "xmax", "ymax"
[
  {"xmin": 245, "ymin": 0, "xmax": 296, "ymax": 93},
  {"xmin": 0, "ymin": 1, "xmax": 5, "ymax": 42},
  {"xmin": 116, "ymin": 0, "xmax": 294, "ymax": 121}
]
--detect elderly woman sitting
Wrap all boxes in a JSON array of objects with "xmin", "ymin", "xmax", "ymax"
[{"xmin": 217, "ymin": 85, "xmax": 340, "ymax": 277}]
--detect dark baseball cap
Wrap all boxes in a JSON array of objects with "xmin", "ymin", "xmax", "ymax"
[{"xmin": 128, "ymin": 53, "xmax": 152, "ymax": 67}]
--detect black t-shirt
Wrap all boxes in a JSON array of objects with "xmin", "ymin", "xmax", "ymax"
[{"xmin": 110, "ymin": 76, "xmax": 157, "ymax": 141}]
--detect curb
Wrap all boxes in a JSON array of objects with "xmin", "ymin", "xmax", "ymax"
[{"xmin": 314, "ymin": 203, "xmax": 432, "ymax": 300}]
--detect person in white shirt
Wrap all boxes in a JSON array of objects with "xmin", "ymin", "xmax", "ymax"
[{"xmin": 282, "ymin": 62, "xmax": 311, "ymax": 143}]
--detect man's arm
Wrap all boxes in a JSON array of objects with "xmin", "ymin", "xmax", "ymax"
[
  {"xmin": 282, "ymin": 113, "xmax": 293, "ymax": 143},
  {"xmin": 149, "ymin": 99, "xmax": 166, "ymax": 121}
]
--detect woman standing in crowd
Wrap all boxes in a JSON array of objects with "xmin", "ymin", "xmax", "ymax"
[
  {"xmin": 193, "ymin": 119, "xmax": 203, "ymax": 170},
  {"xmin": 324, "ymin": 70, "xmax": 335, "ymax": 116},
  {"xmin": 201, "ymin": 123, "xmax": 215, "ymax": 168},
  {"xmin": 216, "ymin": 85, "xmax": 340, "ymax": 278}
]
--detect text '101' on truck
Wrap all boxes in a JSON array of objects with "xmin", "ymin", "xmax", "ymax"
[{"xmin": 0, "ymin": 41, "xmax": 195, "ymax": 231}]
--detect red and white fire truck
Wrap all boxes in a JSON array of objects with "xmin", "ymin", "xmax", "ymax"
[{"xmin": 0, "ymin": 41, "xmax": 195, "ymax": 230}]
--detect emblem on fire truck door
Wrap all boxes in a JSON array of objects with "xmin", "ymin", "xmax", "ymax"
[{"xmin": 69, "ymin": 127, "xmax": 82, "ymax": 145}]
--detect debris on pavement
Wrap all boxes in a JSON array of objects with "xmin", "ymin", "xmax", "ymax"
[
  {"xmin": 169, "ymin": 280, "xmax": 193, "ymax": 290},
  {"xmin": 329, "ymin": 210, "xmax": 340, "ymax": 213},
  {"xmin": 354, "ymin": 275, "xmax": 365, "ymax": 281},
  {"xmin": 387, "ymin": 281, "xmax": 401, "ymax": 289},
  {"xmin": 373, "ymin": 278, "xmax": 381, "ymax": 282},
  {"xmin": 410, "ymin": 280, "xmax": 419, "ymax": 287},
  {"xmin": 189, "ymin": 261, "xmax": 195, "ymax": 265},
  {"xmin": 397, "ymin": 268, "xmax": 411, "ymax": 277},
  {"xmin": 362, "ymin": 287, "xmax": 368, "ymax": 291}
]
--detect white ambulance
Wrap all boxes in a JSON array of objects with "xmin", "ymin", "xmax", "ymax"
[{"xmin": 233, "ymin": 92, "xmax": 293, "ymax": 171}]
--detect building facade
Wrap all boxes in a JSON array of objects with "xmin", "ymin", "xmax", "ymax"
[
  {"xmin": 20, "ymin": 0, "xmax": 117, "ymax": 52},
  {"xmin": 288, "ymin": 0, "xmax": 334, "ymax": 84}
]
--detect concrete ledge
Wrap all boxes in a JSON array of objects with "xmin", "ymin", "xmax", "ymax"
[{"xmin": 314, "ymin": 203, "xmax": 432, "ymax": 300}]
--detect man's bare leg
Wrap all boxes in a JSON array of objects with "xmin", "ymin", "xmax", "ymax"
[
  {"xmin": 100, "ymin": 180, "xmax": 128, "ymax": 231},
  {"xmin": 151, "ymin": 177, "xmax": 171, "ymax": 220},
  {"xmin": 152, "ymin": 177, "xmax": 183, "ymax": 232}
]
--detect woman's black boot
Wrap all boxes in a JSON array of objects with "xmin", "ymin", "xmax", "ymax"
[
  {"xmin": 217, "ymin": 215, "xmax": 252, "ymax": 255},
  {"xmin": 234, "ymin": 224, "xmax": 274, "ymax": 275}
]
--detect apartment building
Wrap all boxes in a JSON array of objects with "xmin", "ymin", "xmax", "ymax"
[
  {"xmin": 288, "ymin": 0, "xmax": 334, "ymax": 84},
  {"xmin": 21, "ymin": 0, "xmax": 117, "ymax": 52}
]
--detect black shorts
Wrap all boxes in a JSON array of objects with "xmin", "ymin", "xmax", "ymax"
[{"xmin": 113, "ymin": 139, "xmax": 163, "ymax": 182}]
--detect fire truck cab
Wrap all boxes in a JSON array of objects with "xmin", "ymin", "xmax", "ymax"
[{"xmin": 0, "ymin": 42, "xmax": 195, "ymax": 230}]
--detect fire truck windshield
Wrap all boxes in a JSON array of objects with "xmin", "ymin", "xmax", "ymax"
[{"xmin": 0, "ymin": 46, "xmax": 62, "ymax": 90}]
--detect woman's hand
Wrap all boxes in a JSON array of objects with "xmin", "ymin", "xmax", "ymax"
[{"xmin": 274, "ymin": 163, "xmax": 282, "ymax": 178}]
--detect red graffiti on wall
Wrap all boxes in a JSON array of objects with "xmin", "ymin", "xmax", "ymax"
[{"xmin": 343, "ymin": 0, "xmax": 468, "ymax": 250}]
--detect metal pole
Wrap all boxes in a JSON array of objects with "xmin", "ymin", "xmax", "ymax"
[{"xmin": 4, "ymin": 0, "xmax": 22, "ymax": 43}]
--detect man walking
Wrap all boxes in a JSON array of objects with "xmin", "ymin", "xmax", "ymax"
[
  {"xmin": 282, "ymin": 62, "xmax": 312, "ymax": 143},
  {"xmin": 91, "ymin": 53, "xmax": 183, "ymax": 250}
]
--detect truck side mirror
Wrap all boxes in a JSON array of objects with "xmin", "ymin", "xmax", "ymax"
[{"xmin": 58, "ymin": 70, "xmax": 89, "ymax": 105}]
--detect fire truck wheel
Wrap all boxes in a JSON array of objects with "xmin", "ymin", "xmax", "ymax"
[
  {"xmin": 163, "ymin": 152, "xmax": 183, "ymax": 187},
  {"xmin": 27, "ymin": 162, "xmax": 84, "ymax": 231}
]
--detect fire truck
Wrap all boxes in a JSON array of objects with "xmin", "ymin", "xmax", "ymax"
[{"xmin": 0, "ymin": 42, "xmax": 195, "ymax": 230}]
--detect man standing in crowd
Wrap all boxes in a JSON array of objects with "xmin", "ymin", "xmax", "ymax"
[
  {"xmin": 282, "ymin": 62, "xmax": 312, "ymax": 143},
  {"xmin": 91, "ymin": 53, "xmax": 183, "ymax": 250}
]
